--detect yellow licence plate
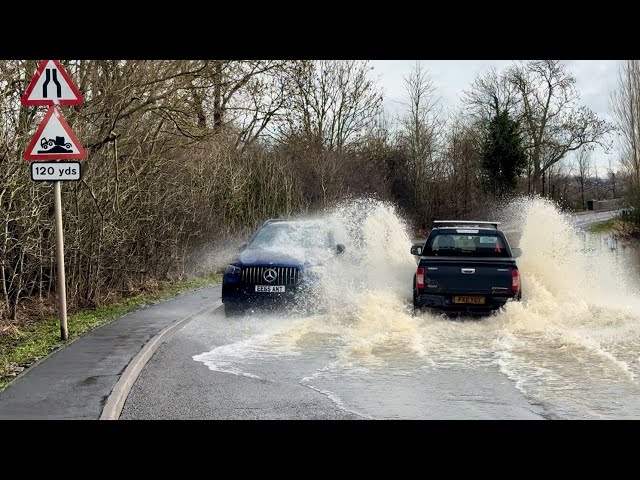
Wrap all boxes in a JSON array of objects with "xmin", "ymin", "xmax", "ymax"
[{"xmin": 453, "ymin": 296, "xmax": 485, "ymax": 305}]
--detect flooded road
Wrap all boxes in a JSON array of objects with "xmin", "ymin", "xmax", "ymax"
[{"xmin": 122, "ymin": 199, "xmax": 640, "ymax": 419}]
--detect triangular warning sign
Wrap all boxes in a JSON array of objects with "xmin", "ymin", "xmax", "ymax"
[
  {"xmin": 21, "ymin": 60, "xmax": 83, "ymax": 106},
  {"xmin": 24, "ymin": 106, "xmax": 87, "ymax": 161}
]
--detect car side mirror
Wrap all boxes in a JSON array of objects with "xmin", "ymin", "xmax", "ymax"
[
  {"xmin": 336, "ymin": 244, "xmax": 346, "ymax": 254},
  {"xmin": 512, "ymin": 247, "xmax": 522, "ymax": 258},
  {"xmin": 410, "ymin": 244, "xmax": 423, "ymax": 256}
]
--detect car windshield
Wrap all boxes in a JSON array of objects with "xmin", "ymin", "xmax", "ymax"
[
  {"xmin": 249, "ymin": 222, "xmax": 333, "ymax": 250},
  {"xmin": 423, "ymin": 232, "xmax": 510, "ymax": 258}
]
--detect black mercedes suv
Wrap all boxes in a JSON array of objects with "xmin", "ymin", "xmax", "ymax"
[{"xmin": 222, "ymin": 219, "xmax": 345, "ymax": 316}]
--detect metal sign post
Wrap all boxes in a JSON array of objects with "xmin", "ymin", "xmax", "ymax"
[
  {"xmin": 22, "ymin": 60, "xmax": 86, "ymax": 341},
  {"xmin": 53, "ymin": 180, "xmax": 68, "ymax": 340}
]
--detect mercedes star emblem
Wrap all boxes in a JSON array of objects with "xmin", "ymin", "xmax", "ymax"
[{"xmin": 263, "ymin": 268, "xmax": 277, "ymax": 283}]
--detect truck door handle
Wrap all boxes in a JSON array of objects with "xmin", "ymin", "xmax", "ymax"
[{"xmin": 461, "ymin": 268, "xmax": 475, "ymax": 274}]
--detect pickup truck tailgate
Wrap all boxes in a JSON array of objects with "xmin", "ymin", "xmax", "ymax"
[{"xmin": 420, "ymin": 259, "xmax": 514, "ymax": 295}]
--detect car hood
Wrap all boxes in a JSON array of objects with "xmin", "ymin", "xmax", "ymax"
[{"xmin": 233, "ymin": 247, "xmax": 332, "ymax": 269}]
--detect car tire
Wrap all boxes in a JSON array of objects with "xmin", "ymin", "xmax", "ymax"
[{"xmin": 224, "ymin": 302, "xmax": 245, "ymax": 317}]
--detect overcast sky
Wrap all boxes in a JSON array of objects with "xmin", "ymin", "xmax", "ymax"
[{"xmin": 371, "ymin": 60, "xmax": 621, "ymax": 171}]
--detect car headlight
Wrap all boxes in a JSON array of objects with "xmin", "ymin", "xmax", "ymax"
[{"xmin": 225, "ymin": 264, "xmax": 241, "ymax": 275}]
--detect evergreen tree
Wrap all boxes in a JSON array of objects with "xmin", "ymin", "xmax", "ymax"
[{"xmin": 481, "ymin": 110, "xmax": 528, "ymax": 197}]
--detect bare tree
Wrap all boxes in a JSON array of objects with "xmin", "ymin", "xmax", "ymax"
[
  {"xmin": 575, "ymin": 148, "xmax": 592, "ymax": 209},
  {"xmin": 397, "ymin": 63, "xmax": 444, "ymax": 211},
  {"xmin": 611, "ymin": 60, "xmax": 640, "ymax": 212},
  {"xmin": 607, "ymin": 158, "xmax": 618, "ymax": 198},
  {"xmin": 201, "ymin": 60, "xmax": 302, "ymax": 146},
  {"xmin": 462, "ymin": 67, "xmax": 519, "ymax": 120},
  {"xmin": 279, "ymin": 60, "xmax": 383, "ymax": 151},
  {"xmin": 509, "ymin": 60, "xmax": 613, "ymax": 194},
  {"xmin": 399, "ymin": 63, "xmax": 442, "ymax": 163},
  {"xmin": 444, "ymin": 114, "xmax": 484, "ymax": 216}
]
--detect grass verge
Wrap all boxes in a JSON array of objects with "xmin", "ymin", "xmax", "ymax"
[
  {"xmin": 589, "ymin": 218, "xmax": 619, "ymax": 233},
  {"xmin": 0, "ymin": 274, "xmax": 221, "ymax": 390}
]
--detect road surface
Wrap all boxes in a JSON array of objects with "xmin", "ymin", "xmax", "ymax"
[
  {"xmin": 569, "ymin": 208, "xmax": 622, "ymax": 229},
  {"xmin": 0, "ymin": 287, "xmax": 215, "ymax": 419},
  {"xmin": 121, "ymin": 294, "xmax": 360, "ymax": 420},
  {"xmin": 120, "ymin": 293, "xmax": 543, "ymax": 419}
]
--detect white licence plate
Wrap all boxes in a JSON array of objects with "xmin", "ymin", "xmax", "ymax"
[{"xmin": 255, "ymin": 285, "xmax": 285, "ymax": 293}]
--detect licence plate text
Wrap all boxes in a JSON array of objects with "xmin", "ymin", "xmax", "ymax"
[
  {"xmin": 453, "ymin": 295, "xmax": 485, "ymax": 304},
  {"xmin": 255, "ymin": 285, "xmax": 285, "ymax": 293}
]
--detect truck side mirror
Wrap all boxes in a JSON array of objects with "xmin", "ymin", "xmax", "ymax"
[{"xmin": 411, "ymin": 245, "xmax": 423, "ymax": 256}]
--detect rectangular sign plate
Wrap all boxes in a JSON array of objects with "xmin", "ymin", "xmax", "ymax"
[
  {"xmin": 255, "ymin": 285, "xmax": 285, "ymax": 293},
  {"xmin": 31, "ymin": 161, "xmax": 81, "ymax": 181},
  {"xmin": 453, "ymin": 295, "xmax": 486, "ymax": 304}
]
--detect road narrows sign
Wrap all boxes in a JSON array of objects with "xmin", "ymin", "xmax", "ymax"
[
  {"xmin": 23, "ymin": 106, "xmax": 87, "ymax": 160},
  {"xmin": 21, "ymin": 60, "xmax": 84, "ymax": 106}
]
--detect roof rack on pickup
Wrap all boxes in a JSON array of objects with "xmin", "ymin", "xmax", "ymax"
[{"xmin": 433, "ymin": 220, "xmax": 501, "ymax": 229}]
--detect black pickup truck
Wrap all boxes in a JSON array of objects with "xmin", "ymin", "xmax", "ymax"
[{"xmin": 411, "ymin": 221, "xmax": 522, "ymax": 314}]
